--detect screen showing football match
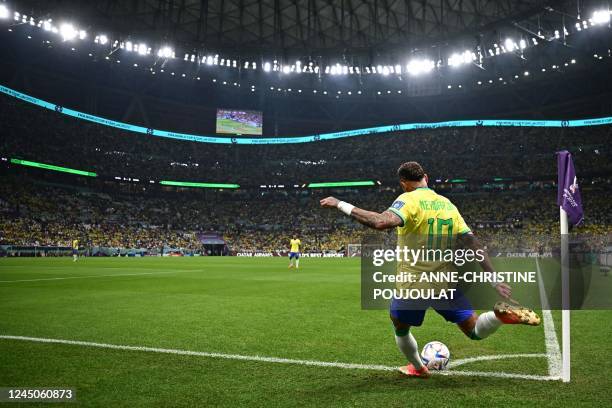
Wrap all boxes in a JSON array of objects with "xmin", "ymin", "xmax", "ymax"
[{"xmin": 216, "ymin": 108, "xmax": 263, "ymax": 135}]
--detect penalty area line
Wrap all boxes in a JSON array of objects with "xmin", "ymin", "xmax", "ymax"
[{"xmin": 0, "ymin": 335, "xmax": 557, "ymax": 381}]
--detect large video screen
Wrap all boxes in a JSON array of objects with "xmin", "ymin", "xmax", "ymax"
[{"xmin": 216, "ymin": 109, "xmax": 263, "ymax": 136}]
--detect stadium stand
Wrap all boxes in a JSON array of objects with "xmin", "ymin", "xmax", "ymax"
[{"xmin": 1, "ymin": 91, "xmax": 610, "ymax": 255}]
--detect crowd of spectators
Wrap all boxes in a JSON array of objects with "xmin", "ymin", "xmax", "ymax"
[
  {"xmin": 0, "ymin": 92, "xmax": 610, "ymax": 254},
  {"xmin": 1, "ymin": 177, "xmax": 609, "ymax": 254},
  {"xmin": 1, "ymin": 93, "xmax": 610, "ymax": 187}
]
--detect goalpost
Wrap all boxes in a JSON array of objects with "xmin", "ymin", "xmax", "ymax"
[{"xmin": 347, "ymin": 243, "xmax": 362, "ymax": 257}]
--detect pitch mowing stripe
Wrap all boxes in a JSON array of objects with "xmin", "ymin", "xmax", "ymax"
[
  {"xmin": 535, "ymin": 258, "xmax": 563, "ymax": 378},
  {"xmin": 0, "ymin": 270, "xmax": 201, "ymax": 283},
  {"xmin": 0, "ymin": 335, "xmax": 556, "ymax": 381}
]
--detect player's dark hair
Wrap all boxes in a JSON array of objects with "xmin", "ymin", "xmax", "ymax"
[{"xmin": 397, "ymin": 162, "xmax": 426, "ymax": 181}]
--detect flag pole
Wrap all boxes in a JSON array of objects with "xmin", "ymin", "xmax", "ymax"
[{"xmin": 560, "ymin": 206, "xmax": 570, "ymax": 382}]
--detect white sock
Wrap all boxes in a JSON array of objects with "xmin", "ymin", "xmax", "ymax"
[
  {"xmin": 472, "ymin": 311, "xmax": 503, "ymax": 340},
  {"xmin": 296, "ymin": 260, "xmax": 299, "ymax": 268},
  {"xmin": 395, "ymin": 331, "xmax": 423, "ymax": 369}
]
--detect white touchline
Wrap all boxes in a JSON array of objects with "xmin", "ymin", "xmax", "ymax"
[
  {"xmin": 0, "ymin": 270, "xmax": 201, "ymax": 283},
  {"xmin": 0, "ymin": 335, "xmax": 557, "ymax": 381},
  {"xmin": 448, "ymin": 353, "xmax": 547, "ymax": 368},
  {"xmin": 536, "ymin": 258, "xmax": 563, "ymax": 378}
]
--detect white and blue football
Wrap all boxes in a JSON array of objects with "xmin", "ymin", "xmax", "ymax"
[{"xmin": 421, "ymin": 341, "xmax": 451, "ymax": 370}]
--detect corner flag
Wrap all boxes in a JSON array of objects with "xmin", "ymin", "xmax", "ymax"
[
  {"xmin": 556, "ymin": 150, "xmax": 583, "ymax": 383},
  {"xmin": 557, "ymin": 150, "xmax": 584, "ymax": 226}
]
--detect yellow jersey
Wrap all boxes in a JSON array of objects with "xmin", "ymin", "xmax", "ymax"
[
  {"xmin": 72, "ymin": 239, "xmax": 79, "ymax": 250},
  {"xmin": 386, "ymin": 187, "xmax": 471, "ymax": 289},
  {"xmin": 290, "ymin": 239, "xmax": 301, "ymax": 253}
]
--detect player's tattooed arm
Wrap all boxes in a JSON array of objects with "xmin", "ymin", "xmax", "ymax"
[
  {"xmin": 350, "ymin": 208, "xmax": 403, "ymax": 230},
  {"xmin": 319, "ymin": 197, "xmax": 402, "ymax": 230}
]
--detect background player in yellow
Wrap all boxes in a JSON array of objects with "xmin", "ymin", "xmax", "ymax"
[
  {"xmin": 72, "ymin": 239, "xmax": 79, "ymax": 262},
  {"xmin": 320, "ymin": 161, "xmax": 539, "ymax": 378},
  {"xmin": 288, "ymin": 235, "xmax": 301, "ymax": 269}
]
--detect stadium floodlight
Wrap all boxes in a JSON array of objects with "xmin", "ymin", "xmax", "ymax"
[
  {"xmin": 59, "ymin": 23, "xmax": 78, "ymax": 41},
  {"xmin": 79, "ymin": 30, "xmax": 87, "ymax": 40},
  {"xmin": 282, "ymin": 65, "xmax": 290, "ymax": 74},
  {"xmin": 158, "ymin": 46, "xmax": 174, "ymax": 58},
  {"xmin": 135, "ymin": 43, "xmax": 147, "ymax": 55},
  {"xmin": 10, "ymin": 159, "xmax": 97, "ymax": 177},
  {"xmin": 592, "ymin": 10, "xmax": 611, "ymax": 25},
  {"xmin": 406, "ymin": 59, "xmax": 434, "ymax": 76},
  {"xmin": 504, "ymin": 38, "xmax": 515, "ymax": 52},
  {"xmin": 554, "ymin": 30, "xmax": 560, "ymax": 39},
  {"xmin": 307, "ymin": 181, "xmax": 376, "ymax": 188},
  {"xmin": 0, "ymin": 5, "xmax": 9, "ymax": 19},
  {"xmin": 97, "ymin": 34, "xmax": 108, "ymax": 44},
  {"xmin": 519, "ymin": 39, "xmax": 527, "ymax": 49},
  {"xmin": 263, "ymin": 62, "xmax": 271, "ymax": 72},
  {"xmin": 159, "ymin": 181, "xmax": 239, "ymax": 189}
]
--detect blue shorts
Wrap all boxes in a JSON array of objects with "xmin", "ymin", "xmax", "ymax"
[
  {"xmin": 390, "ymin": 291, "xmax": 474, "ymax": 327},
  {"xmin": 289, "ymin": 252, "xmax": 300, "ymax": 259},
  {"xmin": 72, "ymin": 249, "xmax": 78, "ymax": 255}
]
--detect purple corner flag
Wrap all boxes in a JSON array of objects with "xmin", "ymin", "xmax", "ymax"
[{"xmin": 557, "ymin": 150, "xmax": 584, "ymax": 226}]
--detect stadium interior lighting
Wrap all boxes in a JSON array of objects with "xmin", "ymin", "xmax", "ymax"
[
  {"xmin": 263, "ymin": 62, "xmax": 271, "ymax": 72},
  {"xmin": 159, "ymin": 181, "xmax": 240, "ymax": 189},
  {"xmin": 96, "ymin": 34, "xmax": 108, "ymax": 44},
  {"xmin": 59, "ymin": 23, "xmax": 77, "ymax": 41},
  {"xmin": 504, "ymin": 38, "xmax": 515, "ymax": 52},
  {"xmin": 592, "ymin": 10, "xmax": 611, "ymax": 25},
  {"xmin": 137, "ymin": 43, "xmax": 148, "ymax": 55},
  {"xmin": 10, "ymin": 159, "xmax": 97, "ymax": 177},
  {"xmin": 307, "ymin": 181, "xmax": 376, "ymax": 188},
  {"xmin": 157, "ymin": 46, "xmax": 174, "ymax": 58},
  {"xmin": 406, "ymin": 59, "xmax": 434, "ymax": 76},
  {"xmin": 448, "ymin": 50, "xmax": 475, "ymax": 67},
  {"xmin": 0, "ymin": 5, "xmax": 9, "ymax": 19}
]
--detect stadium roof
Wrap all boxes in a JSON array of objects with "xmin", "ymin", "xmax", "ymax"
[{"xmin": 14, "ymin": 0, "xmax": 591, "ymax": 55}]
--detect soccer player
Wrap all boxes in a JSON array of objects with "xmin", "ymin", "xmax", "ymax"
[
  {"xmin": 72, "ymin": 238, "xmax": 79, "ymax": 262},
  {"xmin": 320, "ymin": 162, "xmax": 540, "ymax": 378},
  {"xmin": 288, "ymin": 235, "xmax": 301, "ymax": 269}
]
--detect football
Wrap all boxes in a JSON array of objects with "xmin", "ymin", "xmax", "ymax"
[{"xmin": 421, "ymin": 341, "xmax": 451, "ymax": 370}]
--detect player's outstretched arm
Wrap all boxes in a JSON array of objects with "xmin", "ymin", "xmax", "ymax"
[{"xmin": 320, "ymin": 196, "xmax": 402, "ymax": 231}]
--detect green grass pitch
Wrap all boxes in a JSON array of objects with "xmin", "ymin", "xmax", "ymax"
[
  {"xmin": 216, "ymin": 118, "xmax": 262, "ymax": 135},
  {"xmin": 1, "ymin": 257, "xmax": 611, "ymax": 407}
]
